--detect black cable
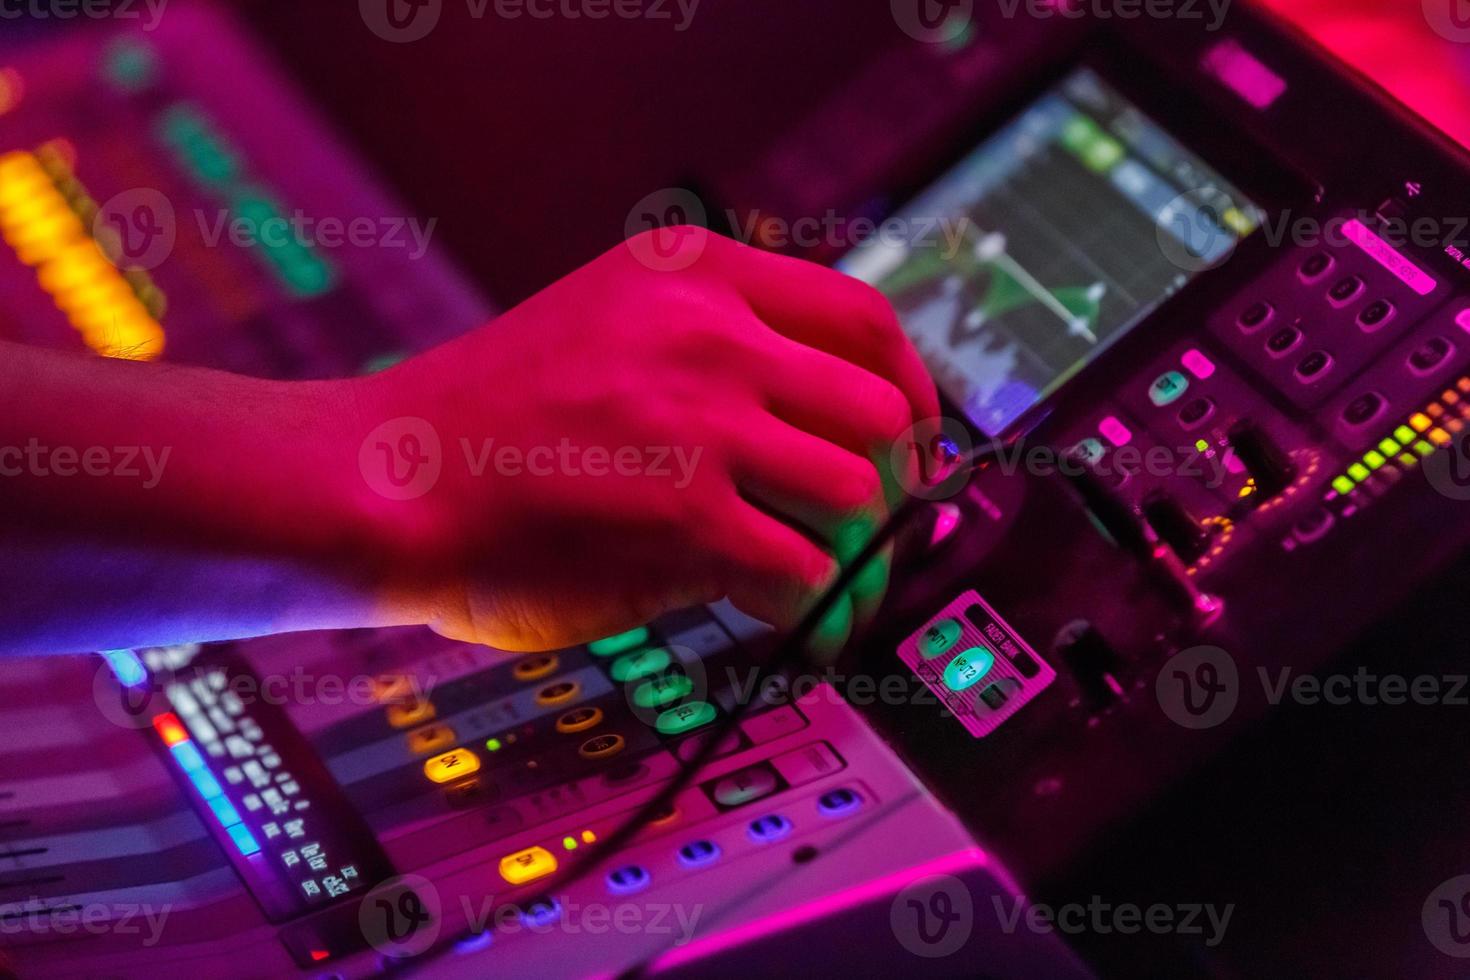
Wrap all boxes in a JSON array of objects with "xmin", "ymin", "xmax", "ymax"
[{"xmin": 395, "ymin": 441, "xmax": 1005, "ymax": 973}]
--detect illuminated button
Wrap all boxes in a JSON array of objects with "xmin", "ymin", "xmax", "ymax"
[
  {"xmin": 372, "ymin": 674, "xmax": 414, "ymax": 704},
  {"xmin": 1294, "ymin": 350, "xmax": 1333, "ymax": 382},
  {"xmin": 1408, "ymin": 337, "xmax": 1455, "ymax": 375},
  {"xmin": 1148, "ymin": 370, "xmax": 1190, "ymax": 407},
  {"xmin": 1342, "ymin": 392, "xmax": 1387, "ymax": 428},
  {"xmin": 606, "ymin": 865, "xmax": 651, "ymax": 896},
  {"xmin": 610, "ymin": 647, "xmax": 672, "ymax": 683},
  {"xmin": 1328, "ymin": 275, "xmax": 1364, "ymax": 306},
  {"xmin": 1176, "ymin": 397, "xmax": 1216, "ymax": 431},
  {"xmin": 1073, "ymin": 437, "xmax": 1105, "ymax": 465},
  {"xmin": 817, "ymin": 788, "xmax": 864, "ymax": 818},
  {"xmin": 1237, "ymin": 301, "xmax": 1274, "ymax": 332},
  {"xmin": 1266, "ymin": 326, "xmax": 1302, "ymax": 356},
  {"xmin": 424, "ymin": 748, "xmax": 480, "ymax": 784},
  {"xmin": 226, "ymin": 823, "xmax": 261, "ymax": 856},
  {"xmin": 535, "ymin": 681, "xmax": 581, "ymax": 706},
  {"xmin": 519, "ymin": 896, "xmax": 561, "ymax": 927},
  {"xmin": 579, "ymin": 733, "xmax": 626, "ymax": 760},
  {"xmin": 712, "ymin": 766, "xmax": 779, "ymax": 807},
  {"xmin": 747, "ymin": 814, "xmax": 793, "ymax": 843},
  {"xmin": 556, "ymin": 706, "xmax": 604, "ymax": 734},
  {"xmin": 655, "ymin": 701, "xmax": 717, "ymax": 736},
  {"xmin": 513, "ymin": 654, "xmax": 559, "ymax": 682},
  {"xmin": 588, "ymin": 627, "xmax": 650, "ymax": 657},
  {"xmin": 1298, "ymin": 253, "xmax": 1333, "ymax": 282},
  {"xmin": 406, "ymin": 723, "xmax": 457, "ymax": 755},
  {"xmin": 1357, "ymin": 299, "xmax": 1395, "ymax": 331},
  {"xmin": 632, "ymin": 673, "xmax": 695, "ymax": 708},
  {"xmin": 677, "ymin": 839, "xmax": 721, "ymax": 868},
  {"xmin": 918, "ymin": 619, "xmax": 962, "ymax": 659},
  {"xmin": 499, "ymin": 845, "xmax": 558, "ymax": 886},
  {"xmin": 387, "ymin": 699, "xmax": 435, "ymax": 729},
  {"xmin": 942, "ymin": 647, "xmax": 995, "ymax": 693}
]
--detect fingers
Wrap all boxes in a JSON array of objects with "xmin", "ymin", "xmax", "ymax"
[
  {"xmin": 727, "ymin": 420, "xmax": 892, "ymax": 631},
  {"xmin": 750, "ymin": 331, "xmax": 915, "ymax": 462},
  {"xmin": 707, "ymin": 498, "xmax": 837, "ymax": 632},
  {"xmin": 702, "ymin": 236, "xmax": 940, "ymax": 425}
]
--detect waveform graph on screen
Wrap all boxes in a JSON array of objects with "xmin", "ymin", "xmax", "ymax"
[{"xmin": 871, "ymin": 139, "xmax": 1193, "ymax": 432}]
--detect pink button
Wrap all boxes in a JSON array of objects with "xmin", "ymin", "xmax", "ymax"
[
  {"xmin": 1181, "ymin": 348, "xmax": 1216, "ymax": 380},
  {"xmin": 1099, "ymin": 415, "xmax": 1133, "ymax": 447}
]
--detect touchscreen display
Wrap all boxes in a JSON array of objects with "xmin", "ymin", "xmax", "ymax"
[{"xmin": 841, "ymin": 67, "xmax": 1261, "ymax": 434}]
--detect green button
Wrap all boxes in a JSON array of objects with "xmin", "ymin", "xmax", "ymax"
[
  {"xmin": 655, "ymin": 701, "xmax": 717, "ymax": 735},
  {"xmin": 1149, "ymin": 370, "xmax": 1190, "ymax": 406},
  {"xmin": 942, "ymin": 647, "xmax": 995, "ymax": 692},
  {"xmin": 589, "ymin": 627, "xmax": 650, "ymax": 657},
  {"xmin": 632, "ymin": 674, "xmax": 694, "ymax": 709},
  {"xmin": 610, "ymin": 647, "xmax": 671, "ymax": 683},
  {"xmin": 919, "ymin": 619, "xmax": 963, "ymax": 659}
]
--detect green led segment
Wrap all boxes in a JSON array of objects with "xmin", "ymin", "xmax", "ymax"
[
  {"xmin": 610, "ymin": 647, "xmax": 671, "ymax": 683},
  {"xmin": 1363, "ymin": 450, "xmax": 1387, "ymax": 470},
  {"xmin": 485, "ymin": 737, "xmax": 502, "ymax": 752},
  {"xmin": 942, "ymin": 646, "xmax": 996, "ymax": 693},
  {"xmin": 103, "ymin": 39, "xmax": 157, "ymax": 92},
  {"xmin": 1347, "ymin": 463, "xmax": 1370, "ymax": 483},
  {"xmin": 1399, "ymin": 452, "xmax": 1417, "ymax": 466},
  {"xmin": 1331, "ymin": 475, "xmax": 1356, "ymax": 496},
  {"xmin": 1415, "ymin": 441, "xmax": 1435, "ymax": 457},
  {"xmin": 1195, "ymin": 439, "xmax": 1210, "ymax": 453},
  {"xmin": 589, "ymin": 627, "xmax": 650, "ymax": 657},
  {"xmin": 158, "ymin": 105, "xmax": 240, "ymax": 185},
  {"xmin": 234, "ymin": 192, "xmax": 336, "ymax": 297},
  {"xmin": 655, "ymin": 701, "xmax": 717, "ymax": 736},
  {"xmin": 632, "ymin": 674, "xmax": 694, "ymax": 709},
  {"xmin": 1394, "ymin": 425, "xmax": 1417, "ymax": 445},
  {"xmin": 919, "ymin": 619, "xmax": 963, "ymax": 660},
  {"xmin": 1377, "ymin": 438, "xmax": 1400, "ymax": 457},
  {"xmin": 1060, "ymin": 114, "xmax": 1124, "ymax": 173}
]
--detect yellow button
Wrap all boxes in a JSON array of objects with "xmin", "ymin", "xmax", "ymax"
[
  {"xmin": 578, "ymin": 733, "xmax": 625, "ymax": 760},
  {"xmin": 556, "ymin": 706, "xmax": 603, "ymax": 734},
  {"xmin": 424, "ymin": 748, "xmax": 480, "ymax": 784},
  {"xmin": 373, "ymin": 674, "xmax": 414, "ymax": 703},
  {"xmin": 387, "ymin": 699, "xmax": 436, "ymax": 729},
  {"xmin": 406, "ymin": 723, "xmax": 457, "ymax": 755},
  {"xmin": 499, "ymin": 845, "xmax": 558, "ymax": 886},
  {"xmin": 535, "ymin": 681, "xmax": 581, "ymax": 706},
  {"xmin": 513, "ymin": 654, "xmax": 559, "ymax": 682}
]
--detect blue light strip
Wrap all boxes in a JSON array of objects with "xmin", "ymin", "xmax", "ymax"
[
  {"xmin": 100, "ymin": 649, "xmax": 148, "ymax": 688},
  {"xmin": 166, "ymin": 736, "xmax": 260, "ymax": 856}
]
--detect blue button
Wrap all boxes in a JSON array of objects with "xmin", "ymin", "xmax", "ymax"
[
  {"xmin": 520, "ymin": 896, "xmax": 561, "ymax": 927},
  {"xmin": 226, "ymin": 823, "xmax": 260, "ymax": 856},
  {"xmin": 606, "ymin": 865, "xmax": 652, "ymax": 895},
  {"xmin": 454, "ymin": 931, "xmax": 494, "ymax": 954},
  {"xmin": 677, "ymin": 840, "xmax": 721, "ymax": 868},
  {"xmin": 817, "ymin": 788, "xmax": 863, "ymax": 818},
  {"xmin": 942, "ymin": 647, "xmax": 995, "ymax": 692},
  {"xmin": 747, "ymin": 814, "xmax": 792, "ymax": 843}
]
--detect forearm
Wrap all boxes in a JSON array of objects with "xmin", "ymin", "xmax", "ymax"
[{"xmin": 0, "ymin": 341, "xmax": 413, "ymax": 654}]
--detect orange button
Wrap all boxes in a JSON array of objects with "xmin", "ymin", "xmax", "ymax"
[
  {"xmin": 535, "ymin": 681, "xmax": 580, "ymax": 707},
  {"xmin": 424, "ymin": 748, "xmax": 480, "ymax": 784},
  {"xmin": 578, "ymin": 733, "xmax": 625, "ymax": 760},
  {"xmin": 513, "ymin": 654, "xmax": 559, "ymax": 682},
  {"xmin": 499, "ymin": 845, "xmax": 557, "ymax": 886},
  {"xmin": 406, "ymin": 723, "xmax": 457, "ymax": 755},
  {"xmin": 556, "ymin": 706, "xmax": 603, "ymax": 734},
  {"xmin": 387, "ymin": 699, "xmax": 436, "ymax": 729}
]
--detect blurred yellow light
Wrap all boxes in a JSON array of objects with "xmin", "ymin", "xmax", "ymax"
[{"xmin": 0, "ymin": 151, "xmax": 164, "ymax": 359}]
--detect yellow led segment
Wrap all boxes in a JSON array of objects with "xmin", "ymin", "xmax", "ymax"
[
  {"xmin": 423, "ymin": 747, "xmax": 480, "ymax": 784},
  {"xmin": 1429, "ymin": 428, "xmax": 1452, "ymax": 447},
  {"xmin": 405, "ymin": 723, "xmax": 456, "ymax": 755},
  {"xmin": 1410, "ymin": 413, "xmax": 1433, "ymax": 433},
  {"xmin": 386, "ymin": 699, "xmax": 435, "ymax": 729},
  {"xmin": 499, "ymin": 845, "xmax": 557, "ymax": 886},
  {"xmin": 0, "ymin": 150, "xmax": 164, "ymax": 358}
]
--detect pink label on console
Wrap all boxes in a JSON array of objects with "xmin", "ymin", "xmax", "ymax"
[{"xmin": 1343, "ymin": 218, "xmax": 1438, "ymax": 296}]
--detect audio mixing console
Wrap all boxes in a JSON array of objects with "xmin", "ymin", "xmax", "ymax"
[{"xmin": 5, "ymin": 3, "xmax": 1470, "ymax": 978}]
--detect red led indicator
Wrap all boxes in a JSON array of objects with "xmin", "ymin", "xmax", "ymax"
[{"xmin": 153, "ymin": 711, "xmax": 188, "ymax": 746}]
